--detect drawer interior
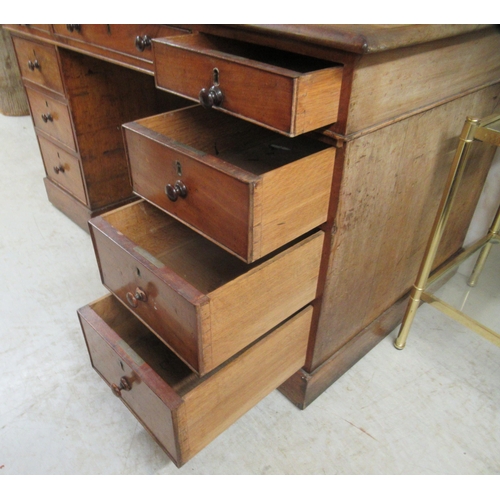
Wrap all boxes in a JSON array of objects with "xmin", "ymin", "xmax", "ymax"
[
  {"xmin": 165, "ymin": 33, "xmax": 337, "ymax": 75},
  {"xmin": 102, "ymin": 201, "xmax": 256, "ymax": 294},
  {"xmin": 136, "ymin": 106, "xmax": 331, "ymax": 176},
  {"xmin": 89, "ymin": 294, "xmax": 199, "ymax": 396}
]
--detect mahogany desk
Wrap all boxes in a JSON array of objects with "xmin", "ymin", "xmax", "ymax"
[{"xmin": 5, "ymin": 24, "xmax": 500, "ymax": 465}]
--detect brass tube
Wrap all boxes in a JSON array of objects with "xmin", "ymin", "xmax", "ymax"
[{"xmin": 468, "ymin": 203, "xmax": 500, "ymax": 286}]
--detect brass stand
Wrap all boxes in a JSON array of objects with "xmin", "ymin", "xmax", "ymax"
[{"xmin": 394, "ymin": 114, "xmax": 500, "ymax": 350}]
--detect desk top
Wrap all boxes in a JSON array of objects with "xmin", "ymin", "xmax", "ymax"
[{"xmin": 196, "ymin": 24, "xmax": 493, "ymax": 54}]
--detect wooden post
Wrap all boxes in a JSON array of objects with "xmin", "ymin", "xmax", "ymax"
[{"xmin": 0, "ymin": 27, "xmax": 29, "ymax": 116}]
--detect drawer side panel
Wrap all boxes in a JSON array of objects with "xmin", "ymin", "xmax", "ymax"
[
  {"xmin": 258, "ymin": 147, "xmax": 335, "ymax": 258},
  {"xmin": 207, "ymin": 231, "xmax": 324, "ymax": 372},
  {"xmin": 178, "ymin": 306, "xmax": 312, "ymax": 464}
]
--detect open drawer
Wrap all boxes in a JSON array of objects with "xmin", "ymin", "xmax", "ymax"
[
  {"xmin": 123, "ymin": 106, "xmax": 335, "ymax": 262},
  {"xmin": 153, "ymin": 33, "xmax": 343, "ymax": 136},
  {"xmin": 78, "ymin": 294, "xmax": 312, "ymax": 467},
  {"xmin": 89, "ymin": 200, "xmax": 323, "ymax": 376}
]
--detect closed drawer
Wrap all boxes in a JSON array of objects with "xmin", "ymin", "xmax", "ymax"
[
  {"xmin": 52, "ymin": 24, "xmax": 186, "ymax": 62},
  {"xmin": 123, "ymin": 106, "xmax": 335, "ymax": 262},
  {"xmin": 78, "ymin": 294, "xmax": 311, "ymax": 467},
  {"xmin": 89, "ymin": 200, "xmax": 323, "ymax": 376},
  {"xmin": 26, "ymin": 87, "xmax": 76, "ymax": 151},
  {"xmin": 12, "ymin": 36, "xmax": 64, "ymax": 94},
  {"xmin": 20, "ymin": 24, "xmax": 52, "ymax": 34},
  {"xmin": 38, "ymin": 135, "xmax": 87, "ymax": 204},
  {"xmin": 153, "ymin": 33, "xmax": 343, "ymax": 136}
]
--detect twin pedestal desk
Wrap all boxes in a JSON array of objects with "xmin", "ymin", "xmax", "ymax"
[{"xmin": 6, "ymin": 24, "xmax": 500, "ymax": 466}]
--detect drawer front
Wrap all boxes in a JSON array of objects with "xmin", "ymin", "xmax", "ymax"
[
  {"xmin": 19, "ymin": 24, "xmax": 52, "ymax": 33},
  {"xmin": 38, "ymin": 135, "xmax": 87, "ymax": 204},
  {"xmin": 124, "ymin": 106, "xmax": 335, "ymax": 262},
  {"xmin": 12, "ymin": 36, "xmax": 64, "ymax": 94},
  {"xmin": 78, "ymin": 294, "xmax": 311, "ymax": 467},
  {"xmin": 153, "ymin": 33, "xmax": 343, "ymax": 136},
  {"xmin": 52, "ymin": 24, "xmax": 186, "ymax": 62},
  {"xmin": 78, "ymin": 295, "xmax": 181, "ymax": 464},
  {"xmin": 26, "ymin": 87, "xmax": 76, "ymax": 151},
  {"xmin": 89, "ymin": 200, "xmax": 323, "ymax": 375}
]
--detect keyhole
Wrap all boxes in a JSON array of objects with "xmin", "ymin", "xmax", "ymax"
[
  {"xmin": 136, "ymin": 267, "xmax": 141, "ymax": 277},
  {"xmin": 213, "ymin": 68, "xmax": 220, "ymax": 85},
  {"xmin": 175, "ymin": 161, "xmax": 182, "ymax": 176}
]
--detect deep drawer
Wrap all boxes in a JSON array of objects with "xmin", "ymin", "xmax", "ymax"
[
  {"xmin": 78, "ymin": 294, "xmax": 311, "ymax": 467},
  {"xmin": 52, "ymin": 24, "xmax": 187, "ymax": 62},
  {"xmin": 89, "ymin": 200, "xmax": 323, "ymax": 375},
  {"xmin": 38, "ymin": 135, "xmax": 87, "ymax": 204},
  {"xmin": 123, "ymin": 106, "xmax": 335, "ymax": 262},
  {"xmin": 26, "ymin": 87, "xmax": 76, "ymax": 151},
  {"xmin": 153, "ymin": 33, "xmax": 343, "ymax": 136},
  {"xmin": 12, "ymin": 36, "xmax": 64, "ymax": 95}
]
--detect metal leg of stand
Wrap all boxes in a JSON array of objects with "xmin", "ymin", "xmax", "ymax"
[
  {"xmin": 467, "ymin": 203, "xmax": 500, "ymax": 286},
  {"xmin": 394, "ymin": 117, "xmax": 479, "ymax": 350}
]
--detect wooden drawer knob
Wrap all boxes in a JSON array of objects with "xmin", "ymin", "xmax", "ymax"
[
  {"xmin": 111, "ymin": 376, "xmax": 132, "ymax": 397},
  {"xmin": 126, "ymin": 287, "xmax": 147, "ymax": 308},
  {"xmin": 41, "ymin": 113, "xmax": 53, "ymax": 123},
  {"xmin": 199, "ymin": 68, "xmax": 224, "ymax": 109},
  {"xmin": 53, "ymin": 164, "xmax": 65, "ymax": 174},
  {"xmin": 27, "ymin": 59, "xmax": 40, "ymax": 71},
  {"xmin": 135, "ymin": 35, "xmax": 152, "ymax": 52},
  {"xmin": 199, "ymin": 85, "xmax": 224, "ymax": 109},
  {"xmin": 165, "ymin": 180, "xmax": 188, "ymax": 202}
]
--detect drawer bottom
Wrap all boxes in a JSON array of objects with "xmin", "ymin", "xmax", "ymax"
[{"xmin": 78, "ymin": 294, "xmax": 311, "ymax": 467}]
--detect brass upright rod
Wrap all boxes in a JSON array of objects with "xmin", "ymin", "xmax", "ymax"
[
  {"xmin": 467, "ymin": 203, "xmax": 500, "ymax": 286},
  {"xmin": 394, "ymin": 117, "xmax": 479, "ymax": 349}
]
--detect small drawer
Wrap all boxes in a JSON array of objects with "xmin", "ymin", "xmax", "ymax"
[
  {"xmin": 12, "ymin": 36, "xmax": 64, "ymax": 94},
  {"xmin": 78, "ymin": 294, "xmax": 311, "ymax": 467},
  {"xmin": 38, "ymin": 135, "xmax": 87, "ymax": 204},
  {"xmin": 153, "ymin": 33, "xmax": 343, "ymax": 136},
  {"xmin": 26, "ymin": 87, "xmax": 76, "ymax": 151},
  {"xmin": 89, "ymin": 200, "xmax": 323, "ymax": 376},
  {"xmin": 123, "ymin": 106, "xmax": 335, "ymax": 262},
  {"xmin": 52, "ymin": 24, "xmax": 186, "ymax": 62}
]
